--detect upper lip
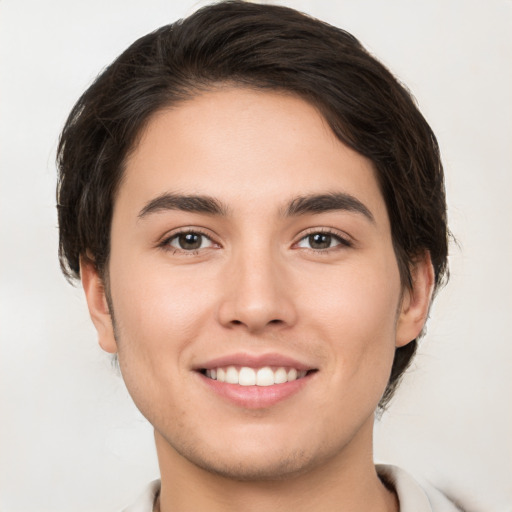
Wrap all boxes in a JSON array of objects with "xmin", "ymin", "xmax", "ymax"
[{"xmin": 195, "ymin": 352, "xmax": 315, "ymax": 371}]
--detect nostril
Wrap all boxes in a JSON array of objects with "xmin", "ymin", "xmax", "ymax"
[{"xmin": 225, "ymin": 316, "xmax": 289, "ymax": 331}]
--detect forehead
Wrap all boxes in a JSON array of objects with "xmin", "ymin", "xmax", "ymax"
[{"xmin": 119, "ymin": 87, "xmax": 387, "ymax": 223}]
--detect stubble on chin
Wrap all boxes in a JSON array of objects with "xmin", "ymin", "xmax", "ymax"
[{"xmin": 156, "ymin": 429, "xmax": 319, "ymax": 482}]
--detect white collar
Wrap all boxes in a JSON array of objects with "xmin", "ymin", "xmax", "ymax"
[{"xmin": 122, "ymin": 465, "xmax": 462, "ymax": 512}]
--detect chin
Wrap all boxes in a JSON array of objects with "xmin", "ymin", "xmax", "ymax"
[
  {"xmin": 185, "ymin": 448, "xmax": 316, "ymax": 482},
  {"xmin": 165, "ymin": 429, "xmax": 320, "ymax": 482}
]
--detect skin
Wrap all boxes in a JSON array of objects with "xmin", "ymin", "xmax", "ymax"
[{"xmin": 81, "ymin": 87, "xmax": 433, "ymax": 512}]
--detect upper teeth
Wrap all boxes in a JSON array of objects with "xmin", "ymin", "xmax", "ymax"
[{"xmin": 205, "ymin": 366, "xmax": 307, "ymax": 386}]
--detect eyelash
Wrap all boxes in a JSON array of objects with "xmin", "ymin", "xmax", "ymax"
[
  {"xmin": 159, "ymin": 228, "xmax": 218, "ymax": 255},
  {"xmin": 294, "ymin": 228, "xmax": 353, "ymax": 253},
  {"xmin": 159, "ymin": 227, "xmax": 352, "ymax": 256}
]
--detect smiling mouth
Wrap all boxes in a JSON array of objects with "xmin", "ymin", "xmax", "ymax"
[{"xmin": 200, "ymin": 366, "xmax": 316, "ymax": 386}]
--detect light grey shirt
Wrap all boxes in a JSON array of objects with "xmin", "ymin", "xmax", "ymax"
[{"xmin": 122, "ymin": 464, "xmax": 463, "ymax": 511}]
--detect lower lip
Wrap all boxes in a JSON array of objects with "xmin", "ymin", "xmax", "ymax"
[{"xmin": 198, "ymin": 372, "xmax": 314, "ymax": 409}]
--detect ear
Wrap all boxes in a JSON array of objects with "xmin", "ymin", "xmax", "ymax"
[
  {"xmin": 80, "ymin": 256, "xmax": 118, "ymax": 354},
  {"xmin": 395, "ymin": 252, "xmax": 435, "ymax": 348}
]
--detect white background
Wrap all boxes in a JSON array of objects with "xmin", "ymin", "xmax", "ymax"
[{"xmin": 0, "ymin": 1, "xmax": 511, "ymax": 511}]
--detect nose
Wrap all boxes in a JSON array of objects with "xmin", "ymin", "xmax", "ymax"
[{"xmin": 216, "ymin": 247, "xmax": 298, "ymax": 334}]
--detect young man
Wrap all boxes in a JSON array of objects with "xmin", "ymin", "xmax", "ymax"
[{"xmin": 56, "ymin": 2, "xmax": 458, "ymax": 510}]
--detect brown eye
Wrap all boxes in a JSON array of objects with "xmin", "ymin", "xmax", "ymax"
[
  {"xmin": 179, "ymin": 233, "xmax": 202, "ymax": 250},
  {"xmin": 168, "ymin": 231, "xmax": 213, "ymax": 251},
  {"xmin": 296, "ymin": 231, "xmax": 350, "ymax": 251},
  {"xmin": 308, "ymin": 233, "xmax": 332, "ymax": 249}
]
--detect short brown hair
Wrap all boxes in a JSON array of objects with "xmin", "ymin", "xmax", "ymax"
[{"xmin": 57, "ymin": 0, "xmax": 449, "ymax": 408}]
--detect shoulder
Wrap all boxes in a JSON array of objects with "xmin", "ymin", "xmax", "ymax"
[
  {"xmin": 120, "ymin": 479, "xmax": 161, "ymax": 512},
  {"xmin": 376, "ymin": 464, "xmax": 464, "ymax": 512}
]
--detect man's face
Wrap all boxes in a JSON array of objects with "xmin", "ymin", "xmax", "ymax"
[{"xmin": 84, "ymin": 88, "xmax": 426, "ymax": 480}]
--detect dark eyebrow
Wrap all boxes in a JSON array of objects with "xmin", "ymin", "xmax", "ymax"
[
  {"xmin": 284, "ymin": 193, "xmax": 375, "ymax": 223},
  {"xmin": 138, "ymin": 191, "xmax": 373, "ymax": 222},
  {"xmin": 138, "ymin": 193, "xmax": 229, "ymax": 219}
]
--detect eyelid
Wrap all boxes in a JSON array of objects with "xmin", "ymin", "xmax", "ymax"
[
  {"xmin": 293, "ymin": 227, "xmax": 353, "ymax": 250},
  {"xmin": 157, "ymin": 226, "xmax": 221, "ymax": 252}
]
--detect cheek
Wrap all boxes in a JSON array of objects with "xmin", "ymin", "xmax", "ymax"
[
  {"xmin": 302, "ymin": 259, "xmax": 401, "ymax": 381},
  {"xmin": 108, "ymin": 260, "xmax": 218, "ymax": 368},
  {"xmin": 107, "ymin": 262, "xmax": 220, "ymax": 422},
  {"xmin": 303, "ymin": 257, "xmax": 400, "ymax": 332}
]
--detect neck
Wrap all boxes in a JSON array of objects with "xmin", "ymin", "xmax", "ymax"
[{"xmin": 154, "ymin": 418, "xmax": 398, "ymax": 512}]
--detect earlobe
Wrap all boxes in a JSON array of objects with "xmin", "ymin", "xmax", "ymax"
[
  {"xmin": 395, "ymin": 252, "xmax": 435, "ymax": 348},
  {"xmin": 80, "ymin": 257, "xmax": 118, "ymax": 354}
]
